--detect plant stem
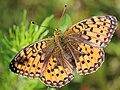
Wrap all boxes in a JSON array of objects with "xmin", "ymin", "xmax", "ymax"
[{"xmin": 47, "ymin": 87, "xmax": 57, "ymax": 90}]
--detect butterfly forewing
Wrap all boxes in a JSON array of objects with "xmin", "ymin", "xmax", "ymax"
[
  {"xmin": 64, "ymin": 16, "xmax": 117, "ymax": 48},
  {"xmin": 10, "ymin": 38, "xmax": 74, "ymax": 88},
  {"xmin": 10, "ymin": 39, "xmax": 53, "ymax": 77}
]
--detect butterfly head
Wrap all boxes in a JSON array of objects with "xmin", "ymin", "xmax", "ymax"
[
  {"xmin": 54, "ymin": 28, "xmax": 65, "ymax": 44},
  {"xmin": 54, "ymin": 29, "xmax": 62, "ymax": 37}
]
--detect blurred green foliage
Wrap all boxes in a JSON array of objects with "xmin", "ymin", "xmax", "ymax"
[{"xmin": 0, "ymin": 0, "xmax": 120, "ymax": 90}]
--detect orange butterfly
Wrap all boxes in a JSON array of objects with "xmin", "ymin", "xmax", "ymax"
[{"xmin": 10, "ymin": 15, "xmax": 117, "ymax": 88}]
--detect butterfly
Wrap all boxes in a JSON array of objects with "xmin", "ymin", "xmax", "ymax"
[{"xmin": 10, "ymin": 15, "xmax": 117, "ymax": 88}]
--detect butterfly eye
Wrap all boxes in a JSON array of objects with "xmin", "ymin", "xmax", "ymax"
[{"xmin": 61, "ymin": 37, "xmax": 65, "ymax": 43}]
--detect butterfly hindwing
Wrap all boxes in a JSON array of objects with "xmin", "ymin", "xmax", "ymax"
[
  {"xmin": 40, "ymin": 51, "xmax": 74, "ymax": 87},
  {"xmin": 66, "ymin": 42, "xmax": 104, "ymax": 75}
]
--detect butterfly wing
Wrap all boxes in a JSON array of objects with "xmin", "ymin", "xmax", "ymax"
[
  {"xmin": 64, "ymin": 15, "xmax": 117, "ymax": 75},
  {"xmin": 10, "ymin": 38, "xmax": 54, "ymax": 78},
  {"xmin": 10, "ymin": 38, "xmax": 74, "ymax": 88},
  {"xmin": 64, "ymin": 16, "xmax": 117, "ymax": 48},
  {"xmin": 66, "ymin": 42, "xmax": 104, "ymax": 75},
  {"xmin": 40, "ymin": 48, "xmax": 74, "ymax": 87}
]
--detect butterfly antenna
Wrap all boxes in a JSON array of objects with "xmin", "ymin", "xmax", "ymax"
[
  {"xmin": 61, "ymin": 4, "xmax": 67, "ymax": 19},
  {"xmin": 57, "ymin": 4, "xmax": 67, "ymax": 29},
  {"xmin": 31, "ymin": 21, "xmax": 54, "ymax": 30}
]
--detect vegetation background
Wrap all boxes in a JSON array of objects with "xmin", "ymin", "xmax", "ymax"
[{"xmin": 0, "ymin": 0, "xmax": 120, "ymax": 90}]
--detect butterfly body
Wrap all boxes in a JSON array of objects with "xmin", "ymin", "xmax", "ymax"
[{"xmin": 10, "ymin": 15, "xmax": 117, "ymax": 88}]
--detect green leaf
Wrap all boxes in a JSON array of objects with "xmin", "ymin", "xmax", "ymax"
[
  {"xmin": 58, "ymin": 14, "xmax": 72, "ymax": 33},
  {"xmin": 105, "ymin": 42, "xmax": 120, "ymax": 56},
  {"xmin": 47, "ymin": 87, "xmax": 57, "ymax": 90},
  {"xmin": 33, "ymin": 15, "xmax": 54, "ymax": 41}
]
